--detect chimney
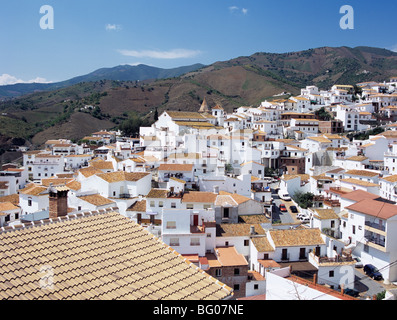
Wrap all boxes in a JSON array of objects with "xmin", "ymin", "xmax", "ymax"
[
  {"xmin": 49, "ymin": 184, "xmax": 70, "ymax": 219},
  {"xmin": 313, "ymin": 273, "xmax": 318, "ymax": 285},
  {"xmin": 213, "ymin": 185, "xmax": 219, "ymax": 194},
  {"xmin": 250, "ymin": 225, "xmax": 256, "ymax": 236}
]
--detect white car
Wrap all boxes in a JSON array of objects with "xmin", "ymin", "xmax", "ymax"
[
  {"xmin": 278, "ymin": 191, "xmax": 291, "ymax": 201},
  {"xmin": 297, "ymin": 213, "xmax": 311, "ymax": 223}
]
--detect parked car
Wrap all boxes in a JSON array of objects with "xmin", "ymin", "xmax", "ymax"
[
  {"xmin": 289, "ymin": 205, "xmax": 298, "ymax": 213},
  {"xmin": 297, "ymin": 213, "xmax": 310, "ymax": 223},
  {"xmin": 343, "ymin": 288, "xmax": 360, "ymax": 298},
  {"xmin": 364, "ymin": 264, "xmax": 383, "ymax": 281},
  {"xmin": 278, "ymin": 190, "xmax": 291, "ymax": 201},
  {"xmin": 279, "ymin": 204, "xmax": 287, "ymax": 212},
  {"xmin": 354, "ymin": 257, "xmax": 363, "ymax": 268}
]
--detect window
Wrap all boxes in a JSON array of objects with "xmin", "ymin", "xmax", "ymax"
[
  {"xmin": 244, "ymin": 240, "xmax": 249, "ymax": 246},
  {"xmin": 190, "ymin": 238, "xmax": 200, "ymax": 246},
  {"xmin": 215, "ymin": 269, "xmax": 222, "ymax": 277},
  {"xmin": 254, "ymin": 284, "xmax": 259, "ymax": 290},
  {"xmin": 329, "ymin": 270, "xmax": 334, "ymax": 277},
  {"xmin": 186, "ymin": 204, "xmax": 193, "ymax": 209},
  {"xmin": 159, "ymin": 201, "xmax": 163, "ymax": 208},
  {"xmin": 166, "ymin": 221, "xmax": 176, "ymax": 229},
  {"xmin": 206, "ymin": 233, "xmax": 211, "ymax": 238},
  {"xmin": 169, "ymin": 238, "xmax": 179, "ymax": 246},
  {"xmin": 234, "ymin": 268, "xmax": 240, "ymax": 276},
  {"xmin": 28, "ymin": 198, "xmax": 32, "ymax": 207},
  {"xmin": 234, "ymin": 284, "xmax": 240, "ymax": 291},
  {"xmin": 203, "ymin": 204, "xmax": 211, "ymax": 210},
  {"xmin": 150, "ymin": 201, "xmax": 155, "ymax": 208},
  {"xmin": 171, "ymin": 202, "xmax": 176, "ymax": 208}
]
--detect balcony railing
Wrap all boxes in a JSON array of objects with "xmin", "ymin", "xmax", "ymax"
[
  {"xmin": 364, "ymin": 236, "xmax": 386, "ymax": 247},
  {"xmin": 365, "ymin": 221, "xmax": 386, "ymax": 232},
  {"xmin": 119, "ymin": 193, "xmax": 133, "ymax": 199}
]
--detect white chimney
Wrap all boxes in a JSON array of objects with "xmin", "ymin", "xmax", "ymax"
[{"xmin": 213, "ymin": 185, "xmax": 219, "ymax": 194}]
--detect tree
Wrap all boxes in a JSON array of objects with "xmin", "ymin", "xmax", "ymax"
[
  {"xmin": 119, "ymin": 114, "xmax": 150, "ymax": 137},
  {"xmin": 154, "ymin": 107, "xmax": 159, "ymax": 121},
  {"xmin": 315, "ymin": 107, "xmax": 332, "ymax": 121},
  {"xmin": 293, "ymin": 192, "xmax": 315, "ymax": 209}
]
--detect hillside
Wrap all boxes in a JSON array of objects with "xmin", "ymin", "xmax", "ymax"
[
  {"xmin": 0, "ymin": 46, "xmax": 396, "ymax": 149},
  {"xmin": 0, "ymin": 63, "xmax": 205, "ymax": 99}
]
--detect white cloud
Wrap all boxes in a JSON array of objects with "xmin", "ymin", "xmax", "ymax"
[
  {"xmin": 0, "ymin": 74, "xmax": 52, "ymax": 86},
  {"xmin": 229, "ymin": 6, "xmax": 248, "ymax": 15},
  {"xmin": 105, "ymin": 24, "xmax": 122, "ymax": 31},
  {"xmin": 118, "ymin": 49, "xmax": 201, "ymax": 59},
  {"xmin": 390, "ymin": 44, "xmax": 397, "ymax": 53}
]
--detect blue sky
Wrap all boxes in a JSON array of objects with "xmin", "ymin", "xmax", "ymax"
[{"xmin": 1, "ymin": 0, "xmax": 396, "ymax": 84}]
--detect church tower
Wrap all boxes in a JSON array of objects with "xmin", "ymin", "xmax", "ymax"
[{"xmin": 198, "ymin": 97, "xmax": 210, "ymax": 113}]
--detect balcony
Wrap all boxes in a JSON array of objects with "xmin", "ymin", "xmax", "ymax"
[
  {"xmin": 363, "ymin": 235, "xmax": 386, "ymax": 249},
  {"xmin": 365, "ymin": 221, "xmax": 386, "ymax": 232},
  {"xmin": 118, "ymin": 193, "xmax": 133, "ymax": 199}
]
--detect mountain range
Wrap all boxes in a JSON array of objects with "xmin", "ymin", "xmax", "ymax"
[
  {"xmin": 0, "ymin": 45, "xmax": 396, "ymax": 151},
  {"xmin": 0, "ymin": 63, "xmax": 205, "ymax": 99}
]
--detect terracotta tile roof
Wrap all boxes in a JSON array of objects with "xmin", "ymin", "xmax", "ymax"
[
  {"xmin": 78, "ymin": 194, "xmax": 115, "ymax": 206},
  {"xmin": 182, "ymin": 191, "xmax": 217, "ymax": 203},
  {"xmin": 313, "ymin": 209, "xmax": 339, "ymax": 220},
  {"xmin": 0, "ymin": 182, "xmax": 8, "ymax": 190},
  {"xmin": 346, "ymin": 199, "xmax": 397, "ymax": 220},
  {"xmin": 97, "ymin": 172, "xmax": 150, "ymax": 183},
  {"xmin": 251, "ymin": 237, "xmax": 274, "ymax": 252},
  {"xmin": 0, "ymin": 211, "xmax": 232, "ymax": 300},
  {"xmin": 90, "ymin": 160, "xmax": 114, "ymax": 170},
  {"xmin": 340, "ymin": 178, "xmax": 378, "ymax": 187},
  {"xmin": 166, "ymin": 111, "xmax": 207, "ymax": 120},
  {"xmin": 346, "ymin": 156, "xmax": 368, "ymax": 161},
  {"xmin": 381, "ymin": 175, "xmax": 397, "ymax": 183},
  {"xmin": 127, "ymin": 200, "xmax": 147, "ymax": 212},
  {"xmin": 340, "ymin": 190, "xmax": 379, "ymax": 202},
  {"xmin": 146, "ymin": 189, "xmax": 168, "ymax": 199},
  {"xmin": 65, "ymin": 180, "xmax": 81, "ymax": 191},
  {"xmin": 41, "ymin": 178, "xmax": 74, "ymax": 187},
  {"xmin": 345, "ymin": 170, "xmax": 378, "ymax": 177},
  {"xmin": 19, "ymin": 184, "xmax": 48, "ymax": 196},
  {"xmin": 0, "ymin": 202, "xmax": 19, "ymax": 212},
  {"xmin": 0, "ymin": 194, "xmax": 19, "ymax": 206},
  {"xmin": 170, "ymin": 177, "xmax": 186, "ymax": 184},
  {"xmin": 78, "ymin": 167, "xmax": 103, "ymax": 178},
  {"xmin": 268, "ymin": 228, "xmax": 325, "ymax": 247},
  {"xmin": 282, "ymin": 174, "xmax": 310, "ymax": 182},
  {"xmin": 216, "ymin": 224, "xmax": 266, "ymax": 237},
  {"xmin": 238, "ymin": 214, "xmax": 270, "ymax": 224},
  {"xmin": 56, "ymin": 173, "xmax": 75, "ymax": 178},
  {"xmin": 307, "ymin": 136, "xmax": 332, "ymax": 143},
  {"xmin": 158, "ymin": 164, "xmax": 194, "ymax": 172},
  {"xmin": 215, "ymin": 195, "xmax": 238, "ymax": 207},
  {"xmin": 215, "ymin": 246, "xmax": 248, "ymax": 267},
  {"xmin": 218, "ymin": 191, "xmax": 251, "ymax": 205}
]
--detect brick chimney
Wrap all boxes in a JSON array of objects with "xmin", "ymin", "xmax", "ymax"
[{"xmin": 49, "ymin": 184, "xmax": 70, "ymax": 219}]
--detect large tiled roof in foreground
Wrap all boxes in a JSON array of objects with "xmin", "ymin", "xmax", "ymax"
[{"xmin": 0, "ymin": 210, "xmax": 232, "ymax": 300}]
